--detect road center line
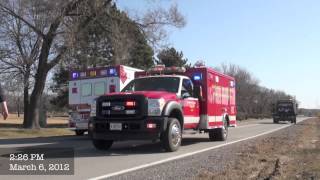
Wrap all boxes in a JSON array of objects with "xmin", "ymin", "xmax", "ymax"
[{"xmin": 89, "ymin": 118, "xmax": 307, "ymax": 180}]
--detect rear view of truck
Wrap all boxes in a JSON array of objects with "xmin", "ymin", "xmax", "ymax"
[{"xmin": 273, "ymin": 99, "xmax": 298, "ymax": 124}]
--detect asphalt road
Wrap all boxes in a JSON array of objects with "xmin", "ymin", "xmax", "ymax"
[{"xmin": 0, "ymin": 117, "xmax": 309, "ymax": 180}]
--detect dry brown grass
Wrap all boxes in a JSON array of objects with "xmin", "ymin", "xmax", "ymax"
[
  {"xmin": 0, "ymin": 114, "xmax": 73, "ymax": 139},
  {"xmin": 0, "ymin": 114, "xmax": 68, "ymax": 125},
  {"xmin": 0, "ymin": 128, "xmax": 74, "ymax": 139},
  {"xmin": 197, "ymin": 118, "xmax": 320, "ymax": 180}
]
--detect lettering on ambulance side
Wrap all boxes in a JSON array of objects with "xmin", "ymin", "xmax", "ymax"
[
  {"xmin": 214, "ymin": 86, "xmax": 222, "ymax": 104},
  {"xmin": 181, "ymin": 98, "xmax": 200, "ymax": 129}
]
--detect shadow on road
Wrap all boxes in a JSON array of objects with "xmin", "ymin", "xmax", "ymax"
[
  {"xmin": 0, "ymin": 134, "xmax": 212, "ymax": 158},
  {"xmin": 258, "ymin": 122, "xmax": 290, "ymax": 125}
]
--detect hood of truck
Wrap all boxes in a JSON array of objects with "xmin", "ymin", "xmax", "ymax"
[{"xmin": 106, "ymin": 91, "xmax": 177, "ymax": 100}]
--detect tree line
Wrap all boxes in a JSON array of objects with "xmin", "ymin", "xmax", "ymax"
[{"xmin": 215, "ymin": 64, "xmax": 295, "ymax": 120}]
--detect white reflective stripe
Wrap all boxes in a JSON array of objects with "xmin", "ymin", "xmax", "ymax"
[
  {"xmin": 216, "ymin": 115, "xmax": 223, "ymax": 122},
  {"xmin": 229, "ymin": 115, "xmax": 236, "ymax": 121},
  {"xmin": 184, "ymin": 116, "xmax": 200, "ymax": 124},
  {"xmin": 208, "ymin": 115, "xmax": 237, "ymax": 122},
  {"xmin": 78, "ymin": 109, "xmax": 91, "ymax": 112},
  {"xmin": 208, "ymin": 115, "xmax": 223, "ymax": 122}
]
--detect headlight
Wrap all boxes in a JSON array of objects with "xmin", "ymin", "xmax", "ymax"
[
  {"xmin": 148, "ymin": 98, "xmax": 165, "ymax": 116},
  {"xmin": 90, "ymin": 99, "xmax": 97, "ymax": 117}
]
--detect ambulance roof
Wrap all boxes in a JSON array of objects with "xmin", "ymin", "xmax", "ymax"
[{"xmin": 135, "ymin": 74, "xmax": 189, "ymax": 80}]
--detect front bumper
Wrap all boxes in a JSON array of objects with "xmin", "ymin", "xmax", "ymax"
[
  {"xmin": 68, "ymin": 120, "xmax": 89, "ymax": 131},
  {"xmin": 273, "ymin": 115, "xmax": 296, "ymax": 121},
  {"xmin": 91, "ymin": 116, "xmax": 168, "ymax": 140}
]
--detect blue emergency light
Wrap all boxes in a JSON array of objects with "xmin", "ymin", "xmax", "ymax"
[
  {"xmin": 109, "ymin": 68, "xmax": 117, "ymax": 76},
  {"xmin": 72, "ymin": 72, "xmax": 79, "ymax": 79},
  {"xmin": 193, "ymin": 73, "xmax": 202, "ymax": 81}
]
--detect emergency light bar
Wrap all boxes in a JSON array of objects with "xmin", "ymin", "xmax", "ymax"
[
  {"xmin": 152, "ymin": 65, "xmax": 166, "ymax": 71},
  {"xmin": 148, "ymin": 65, "xmax": 186, "ymax": 75}
]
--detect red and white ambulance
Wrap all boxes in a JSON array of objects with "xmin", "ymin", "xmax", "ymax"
[
  {"xmin": 68, "ymin": 65, "xmax": 142, "ymax": 135},
  {"xmin": 90, "ymin": 64, "xmax": 236, "ymax": 151}
]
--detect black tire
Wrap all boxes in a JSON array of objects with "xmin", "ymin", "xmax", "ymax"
[
  {"xmin": 92, "ymin": 139, "xmax": 113, "ymax": 150},
  {"xmin": 88, "ymin": 129, "xmax": 92, "ymax": 138},
  {"xmin": 162, "ymin": 118, "xmax": 182, "ymax": 152},
  {"xmin": 209, "ymin": 130, "xmax": 215, "ymax": 141},
  {"xmin": 209, "ymin": 118, "xmax": 228, "ymax": 141},
  {"xmin": 273, "ymin": 118, "xmax": 279, "ymax": 124},
  {"xmin": 292, "ymin": 117, "xmax": 297, "ymax": 124},
  {"xmin": 75, "ymin": 130, "xmax": 85, "ymax": 136}
]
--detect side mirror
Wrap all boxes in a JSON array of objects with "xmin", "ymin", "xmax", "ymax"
[
  {"xmin": 181, "ymin": 90, "xmax": 191, "ymax": 99},
  {"xmin": 194, "ymin": 85, "xmax": 203, "ymax": 100}
]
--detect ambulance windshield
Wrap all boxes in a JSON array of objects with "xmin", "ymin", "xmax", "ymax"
[{"xmin": 122, "ymin": 77, "xmax": 180, "ymax": 93}]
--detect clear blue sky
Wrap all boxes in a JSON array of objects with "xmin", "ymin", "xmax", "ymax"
[{"xmin": 118, "ymin": 0, "xmax": 320, "ymax": 109}]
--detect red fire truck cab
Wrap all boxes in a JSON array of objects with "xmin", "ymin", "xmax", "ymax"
[{"xmin": 90, "ymin": 65, "xmax": 237, "ymax": 152}]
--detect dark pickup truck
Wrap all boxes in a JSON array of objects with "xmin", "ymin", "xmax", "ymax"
[{"xmin": 273, "ymin": 100, "xmax": 298, "ymax": 124}]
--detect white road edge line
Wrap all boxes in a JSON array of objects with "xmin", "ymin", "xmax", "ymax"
[
  {"xmin": 236, "ymin": 124, "xmax": 260, "ymax": 128},
  {"xmin": 89, "ymin": 118, "xmax": 308, "ymax": 180}
]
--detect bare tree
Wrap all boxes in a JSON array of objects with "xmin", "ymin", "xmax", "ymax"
[
  {"xmin": 2, "ymin": 76, "xmax": 23, "ymax": 117},
  {"xmin": 127, "ymin": 3, "xmax": 186, "ymax": 51},
  {"xmin": 216, "ymin": 63, "xmax": 294, "ymax": 120},
  {"xmin": 0, "ymin": 0, "xmax": 109, "ymax": 128},
  {"xmin": 0, "ymin": 0, "xmax": 41, "ymax": 124},
  {"xmin": 0, "ymin": 0, "xmax": 186, "ymax": 129}
]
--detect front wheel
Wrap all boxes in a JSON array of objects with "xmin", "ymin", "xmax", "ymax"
[
  {"xmin": 75, "ymin": 130, "xmax": 85, "ymax": 136},
  {"xmin": 92, "ymin": 139, "xmax": 113, "ymax": 150},
  {"xmin": 162, "ymin": 118, "xmax": 182, "ymax": 152}
]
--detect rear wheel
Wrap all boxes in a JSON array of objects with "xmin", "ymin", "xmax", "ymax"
[
  {"xmin": 273, "ymin": 118, "xmax": 279, "ymax": 124},
  {"xmin": 292, "ymin": 117, "xmax": 297, "ymax": 124},
  {"xmin": 208, "ymin": 130, "xmax": 215, "ymax": 141},
  {"xmin": 92, "ymin": 139, "xmax": 113, "ymax": 150},
  {"xmin": 209, "ymin": 118, "xmax": 228, "ymax": 141},
  {"xmin": 162, "ymin": 118, "xmax": 182, "ymax": 152}
]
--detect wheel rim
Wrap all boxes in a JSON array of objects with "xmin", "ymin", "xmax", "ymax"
[
  {"xmin": 171, "ymin": 123, "xmax": 181, "ymax": 146},
  {"xmin": 223, "ymin": 120, "xmax": 228, "ymax": 138}
]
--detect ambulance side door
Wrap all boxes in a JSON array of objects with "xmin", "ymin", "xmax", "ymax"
[{"xmin": 180, "ymin": 78, "xmax": 200, "ymax": 129}]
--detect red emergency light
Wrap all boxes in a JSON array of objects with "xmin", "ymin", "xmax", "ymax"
[
  {"xmin": 147, "ymin": 123, "xmax": 157, "ymax": 129},
  {"xmin": 125, "ymin": 101, "xmax": 136, "ymax": 107}
]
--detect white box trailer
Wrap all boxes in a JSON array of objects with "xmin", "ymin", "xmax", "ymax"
[{"xmin": 68, "ymin": 65, "xmax": 142, "ymax": 135}]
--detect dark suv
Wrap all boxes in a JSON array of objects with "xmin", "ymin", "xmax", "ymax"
[{"xmin": 273, "ymin": 100, "xmax": 298, "ymax": 124}]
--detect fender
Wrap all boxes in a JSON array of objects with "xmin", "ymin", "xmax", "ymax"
[{"xmin": 161, "ymin": 101, "xmax": 184, "ymax": 131}]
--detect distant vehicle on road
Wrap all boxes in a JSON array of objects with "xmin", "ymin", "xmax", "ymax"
[
  {"xmin": 68, "ymin": 65, "xmax": 142, "ymax": 136},
  {"xmin": 272, "ymin": 99, "xmax": 298, "ymax": 124},
  {"xmin": 90, "ymin": 64, "xmax": 237, "ymax": 152}
]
